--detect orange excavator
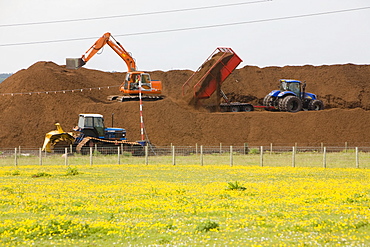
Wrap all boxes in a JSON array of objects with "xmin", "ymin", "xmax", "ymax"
[{"xmin": 66, "ymin": 32, "xmax": 162, "ymax": 101}]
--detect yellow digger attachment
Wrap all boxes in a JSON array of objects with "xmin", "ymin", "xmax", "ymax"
[{"xmin": 42, "ymin": 123, "xmax": 75, "ymax": 153}]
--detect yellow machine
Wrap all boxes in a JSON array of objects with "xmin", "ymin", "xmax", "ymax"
[
  {"xmin": 42, "ymin": 123, "xmax": 75, "ymax": 153},
  {"xmin": 42, "ymin": 114, "xmax": 144, "ymax": 155}
]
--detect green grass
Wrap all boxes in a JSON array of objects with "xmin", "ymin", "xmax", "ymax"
[
  {"xmin": 1, "ymin": 151, "xmax": 369, "ymax": 168},
  {"xmin": 0, "ymin": 153, "xmax": 370, "ymax": 245}
]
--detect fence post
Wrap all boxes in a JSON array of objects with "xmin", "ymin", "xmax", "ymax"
[
  {"xmin": 321, "ymin": 142, "xmax": 324, "ymax": 153},
  {"xmin": 230, "ymin": 146, "xmax": 233, "ymax": 167},
  {"xmin": 172, "ymin": 145, "xmax": 176, "ymax": 166},
  {"xmin": 200, "ymin": 145, "xmax": 204, "ymax": 166},
  {"xmin": 39, "ymin": 148, "xmax": 42, "ymax": 166},
  {"xmin": 196, "ymin": 143, "xmax": 198, "ymax": 155},
  {"xmin": 260, "ymin": 146, "xmax": 264, "ymax": 167},
  {"xmin": 117, "ymin": 146, "xmax": 121, "ymax": 165},
  {"xmin": 356, "ymin": 147, "xmax": 359, "ymax": 168},
  {"xmin": 145, "ymin": 145, "xmax": 149, "ymax": 165},
  {"xmin": 323, "ymin": 147, "xmax": 327, "ymax": 168},
  {"xmin": 90, "ymin": 147, "xmax": 93, "ymax": 166},
  {"xmin": 94, "ymin": 144, "xmax": 98, "ymax": 154},
  {"xmin": 345, "ymin": 142, "xmax": 348, "ymax": 153},
  {"xmin": 64, "ymin": 148, "xmax": 68, "ymax": 166},
  {"xmin": 244, "ymin": 143, "xmax": 248, "ymax": 155},
  {"xmin": 70, "ymin": 144, "xmax": 73, "ymax": 153},
  {"xmin": 14, "ymin": 147, "xmax": 18, "ymax": 167},
  {"xmin": 220, "ymin": 143, "xmax": 222, "ymax": 154},
  {"xmin": 292, "ymin": 146, "xmax": 296, "ymax": 167},
  {"xmin": 270, "ymin": 143, "xmax": 273, "ymax": 155}
]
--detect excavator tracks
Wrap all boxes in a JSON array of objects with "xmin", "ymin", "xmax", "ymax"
[{"xmin": 76, "ymin": 136, "xmax": 144, "ymax": 156}]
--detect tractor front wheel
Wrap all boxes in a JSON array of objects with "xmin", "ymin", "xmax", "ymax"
[{"xmin": 308, "ymin": 100, "xmax": 324, "ymax": 111}]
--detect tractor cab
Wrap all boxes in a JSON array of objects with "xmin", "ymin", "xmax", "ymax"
[
  {"xmin": 279, "ymin": 79, "xmax": 303, "ymax": 98},
  {"xmin": 76, "ymin": 114, "xmax": 126, "ymax": 141}
]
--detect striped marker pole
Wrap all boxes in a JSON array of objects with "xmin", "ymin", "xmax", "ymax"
[{"xmin": 139, "ymin": 79, "xmax": 145, "ymax": 141}]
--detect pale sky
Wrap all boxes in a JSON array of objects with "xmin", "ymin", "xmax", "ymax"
[{"xmin": 1, "ymin": 0, "xmax": 369, "ymax": 73}]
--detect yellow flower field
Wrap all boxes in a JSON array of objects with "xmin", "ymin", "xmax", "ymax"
[{"xmin": 0, "ymin": 164, "xmax": 370, "ymax": 246}]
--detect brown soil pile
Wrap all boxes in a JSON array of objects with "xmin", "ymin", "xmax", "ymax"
[{"xmin": 1, "ymin": 61, "xmax": 370, "ymax": 148}]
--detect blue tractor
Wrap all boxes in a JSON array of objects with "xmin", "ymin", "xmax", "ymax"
[{"xmin": 263, "ymin": 79, "xmax": 324, "ymax": 113}]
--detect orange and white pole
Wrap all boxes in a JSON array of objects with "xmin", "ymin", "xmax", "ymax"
[{"xmin": 138, "ymin": 79, "xmax": 145, "ymax": 141}]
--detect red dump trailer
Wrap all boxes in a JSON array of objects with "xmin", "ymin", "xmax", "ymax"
[{"xmin": 182, "ymin": 47, "xmax": 273, "ymax": 112}]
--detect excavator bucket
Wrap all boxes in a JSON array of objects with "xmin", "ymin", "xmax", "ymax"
[{"xmin": 66, "ymin": 58, "xmax": 85, "ymax": 69}]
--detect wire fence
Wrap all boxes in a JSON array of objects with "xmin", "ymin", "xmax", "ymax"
[{"xmin": 0, "ymin": 145, "xmax": 369, "ymax": 168}]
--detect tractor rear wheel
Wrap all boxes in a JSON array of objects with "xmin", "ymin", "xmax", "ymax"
[
  {"xmin": 263, "ymin": 95, "xmax": 275, "ymax": 107},
  {"xmin": 308, "ymin": 100, "xmax": 324, "ymax": 111},
  {"xmin": 263, "ymin": 95, "xmax": 276, "ymax": 111},
  {"xmin": 280, "ymin": 96, "xmax": 302, "ymax": 112}
]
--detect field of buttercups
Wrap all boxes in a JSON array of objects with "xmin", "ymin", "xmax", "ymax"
[{"xmin": 1, "ymin": 160, "xmax": 370, "ymax": 246}]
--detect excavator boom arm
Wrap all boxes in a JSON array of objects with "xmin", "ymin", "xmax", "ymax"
[{"xmin": 77, "ymin": 32, "xmax": 137, "ymax": 71}]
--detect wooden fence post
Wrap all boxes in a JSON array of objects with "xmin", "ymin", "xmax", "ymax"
[
  {"xmin": 323, "ymin": 147, "xmax": 327, "ymax": 168},
  {"xmin": 230, "ymin": 146, "xmax": 233, "ymax": 167},
  {"xmin": 117, "ymin": 146, "xmax": 121, "ymax": 165},
  {"xmin": 292, "ymin": 146, "xmax": 296, "ymax": 167},
  {"xmin": 260, "ymin": 146, "xmax": 264, "ymax": 167},
  {"xmin": 172, "ymin": 145, "xmax": 176, "ymax": 166},
  {"xmin": 145, "ymin": 145, "xmax": 149, "ymax": 165},
  {"xmin": 14, "ymin": 148, "xmax": 18, "ymax": 167},
  {"xmin": 64, "ymin": 148, "xmax": 68, "ymax": 166},
  {"xmin": 356, "ymin": 147, "xmax": 359, "ymax": 168},
  {"xmin": 89, "ymin": 147, "xmax": 93, "ymax": 166},
  {"xmin": 200, "ymin": 145, "xmax": 204, "ymax": 166},
  {"xmin": 39, "ymin": 148, "xmax": 42, "ymax": 166}
]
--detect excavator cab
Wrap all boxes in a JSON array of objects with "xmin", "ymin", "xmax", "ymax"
[{"xmin": 120, "ymin": 72, "xmax": 161, "ymax": 95}]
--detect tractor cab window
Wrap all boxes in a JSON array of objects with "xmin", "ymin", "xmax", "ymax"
[
  {"xmin": 280, "ymin": 81, "xmax": 288, "ymax": 91},
  {"xmin": 84, "ymin": 117, "xmax": 104, "ymax": 128},
  {"xmin": 281, "ymin": 82, "xmax": 301, "ymax": 96},
  {"xmin": 84, "ymin": 117, "xmax": 93, "ymax": 127},
  {"xmin": 95, "ymin": 117, "xmax": 104, "ymax": 128},
  {"xmin": 288, "ymin": 83, "xmax": 301, "ymax": 96}
]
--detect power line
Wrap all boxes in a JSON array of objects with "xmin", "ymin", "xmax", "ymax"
[
  {"xmin": 0, "ymin": 0, "xmax": 272, "ymax": 28},
  {"xmin": 0, "ymin": 6, "xmax": 369, "ymax": 47}
]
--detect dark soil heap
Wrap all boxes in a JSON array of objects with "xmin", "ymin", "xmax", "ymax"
[{"xmin": 1, "ymin": 61, "xmax": 370, "ymax": 148}]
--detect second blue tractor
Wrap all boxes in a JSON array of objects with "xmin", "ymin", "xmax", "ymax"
[{"xmin": 263, "ymin": 79, "xmax": 324, "ymax": 113}]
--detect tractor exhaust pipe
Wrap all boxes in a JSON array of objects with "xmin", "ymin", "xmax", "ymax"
[{"xmin": 66, "ymin": 58, "xmax": 86, "ymax": 69}]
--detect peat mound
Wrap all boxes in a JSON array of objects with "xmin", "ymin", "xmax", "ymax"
[{"xmin": 0, "ymin": 61, "xmax": 370, "ymax": 148}]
